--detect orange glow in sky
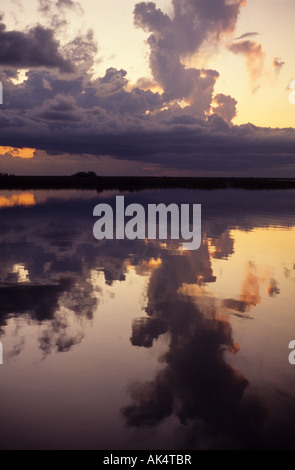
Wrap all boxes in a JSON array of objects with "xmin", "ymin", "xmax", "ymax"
[{"xmin": 0, "ymin": 147, "xmax": 35, "ymax": 159}]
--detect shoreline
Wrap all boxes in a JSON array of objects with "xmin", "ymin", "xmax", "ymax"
[{"xmin": 0, "ymin": 176, "xmax": 295, "ymax": 191}]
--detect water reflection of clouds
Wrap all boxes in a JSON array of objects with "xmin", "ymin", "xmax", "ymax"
[
  {"xmin": 0, "ymin": 189, "xmax": 294, "ymax": 354},
  {"xmin": 0, "ymin": 192, "xmax": 166, "ymax": 358},
  {"xmin": 0, "ymin": 193, "xmax": 36, "ymax": 208},
  {"xmin": 119, "ymin": 190, "xmax": 295, "ymax": 449},
  {"xmin": 122, "ymin": 247, "xmax": 295, "ymax": 449},
  {"xmin": 120, "ymin": 241, "xmax": 269, "ymax": 448},
  {"xmin": 0, "ymin": 189, "xmax": 294, "ymax": 448},
  {"xmin": 207, "ymin": 230, "xmax": 235, "ymax": 260},
  {"xmin": 123, "ymin": 298, "xmax": 268, "ymax": 449}
]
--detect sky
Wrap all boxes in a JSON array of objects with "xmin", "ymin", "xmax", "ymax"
[{"xmin": 0, "ymin": 0, "xmax": 295, "ymax": 176}]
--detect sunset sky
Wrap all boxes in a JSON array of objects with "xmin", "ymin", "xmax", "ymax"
[{"xmin": 0, "ymin": 0, "xmax": 294, "ymax": 176}]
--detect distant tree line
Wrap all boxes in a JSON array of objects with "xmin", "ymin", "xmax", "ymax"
[{"xmin": 71, "ymin": 171, "xmax": 97, "ymax": 177}]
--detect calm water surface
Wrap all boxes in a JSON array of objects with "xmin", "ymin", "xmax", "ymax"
[{"xmin": 0, "ymin": 188, "xmax": 294, "ymax": 450}]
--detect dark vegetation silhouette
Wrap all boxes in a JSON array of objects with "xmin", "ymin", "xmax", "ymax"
[{"xmin": 0, "ymin": 175, "xmax": 295, "ymax": 192}]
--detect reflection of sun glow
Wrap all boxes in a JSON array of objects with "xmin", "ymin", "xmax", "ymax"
[
  {"xmin": 240, "ymin": 271, "xmax": 261, "ymax": 308},
  {"xmin": 144, "ymin": 258, "xmax": 162, "ymax": 268},
  {"xmin": 125, "ymin": 257, "xmax": 162, "ymax": 276},
  {"xmin": 0, "ymin": 146, "xmax": 35, "ymax": 159},
  {"xmin": 0, "ymin": 193, "xmax": 36, "ymax": 207}
]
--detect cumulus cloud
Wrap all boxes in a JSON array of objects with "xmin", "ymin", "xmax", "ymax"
[
  {"xmin": 0, "ymin": 0, "xmax": 294, "ymax": 176},
  {"xmin": 0, "ymin": 22, "xmax": 74, "ymax": 72},
  {"xmin": 62, "ymin": 29, "xmax": 98, "ymax": 73},
  {"xmin": 1, "ymin": 63, "xmax": 295, "ymax": 177},
  {"xmin": 34, "ymin": 93, "xmax": 83, "ymax": 122},
  {"xmin": 212, "ymin": 93, "xmax": 238, "ymax": 123},
  {"xmin": 133, "ymin": 0, "xmax": 245, "ymax": 114}
]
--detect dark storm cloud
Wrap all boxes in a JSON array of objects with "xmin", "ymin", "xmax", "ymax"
[
  {"xmin": 35, "ymin": 94, "xmax": 83, "ymax": 121},
  {"xmin": 0, "ymin": 0, "xmax": 294, "ymax": 176},
  {"xmin": 2, "ymin": 88, "xmax": 295, "ymax": 175},
  {"xmin": 0, "ymin": 23, "xmax": 74, "ymax": 72}
]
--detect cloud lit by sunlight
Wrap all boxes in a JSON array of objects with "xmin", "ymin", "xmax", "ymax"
[
  {"xmin": 0, "ymin": 147, "xmax": 35, "ymax": 159},
  {"xmin": 12, "ymin": 264, "xmax": 30, "ymax": 283}
]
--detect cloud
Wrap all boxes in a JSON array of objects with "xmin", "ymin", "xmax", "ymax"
[
  {"xmin": 1, "ymin": 67, "xmax": 295, "ymax": 176},
  {"xmin": 62, "ymin": 29, "xmax": 98, "ymax": 72},
  {"xmin": 0, "ymin": 22, "xmax": 74, "ymax": 72},
  {"xmin": 35, "ymin": 93, "xmax": 83, "ymax": 122},
  {"xmin": 133, "ymin": 0, "xmax": 245, "ymax": 113},
  {"xmin": 56, "ymin": 0, "xmax": 82, "ymax": 11},
  {"xmin": 228, "ymin": 39, "xmax": 265, "ymax": 84},
  {"xmin": 38, "ymin": 0, "xmax": 83, "ymax": 20},
  {"xmin": 212, "ymin": 93, "xmax": 238, "ymax": 123},
  {"xmin": 97, "ymin": 68, "xmax": 128, "ymax": 97},
  {"xmin": 234, "ymin": 32, "xmax": 259, "ymax": 40},
  {"xmin": 273, "ymin": 57, "xmax": 285, "ymax": 75},
  {"xmin": 0, "ymin": 1, "xmax": 294, "ymax": 177},
  {"xmin": 267, "ymin": 278, "xmax": 280, "ymax": 297}
]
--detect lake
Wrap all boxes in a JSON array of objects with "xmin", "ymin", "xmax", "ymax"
[{"xmin": 0, "ymin": 187, "xmax": 294, "ymax": 450}]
